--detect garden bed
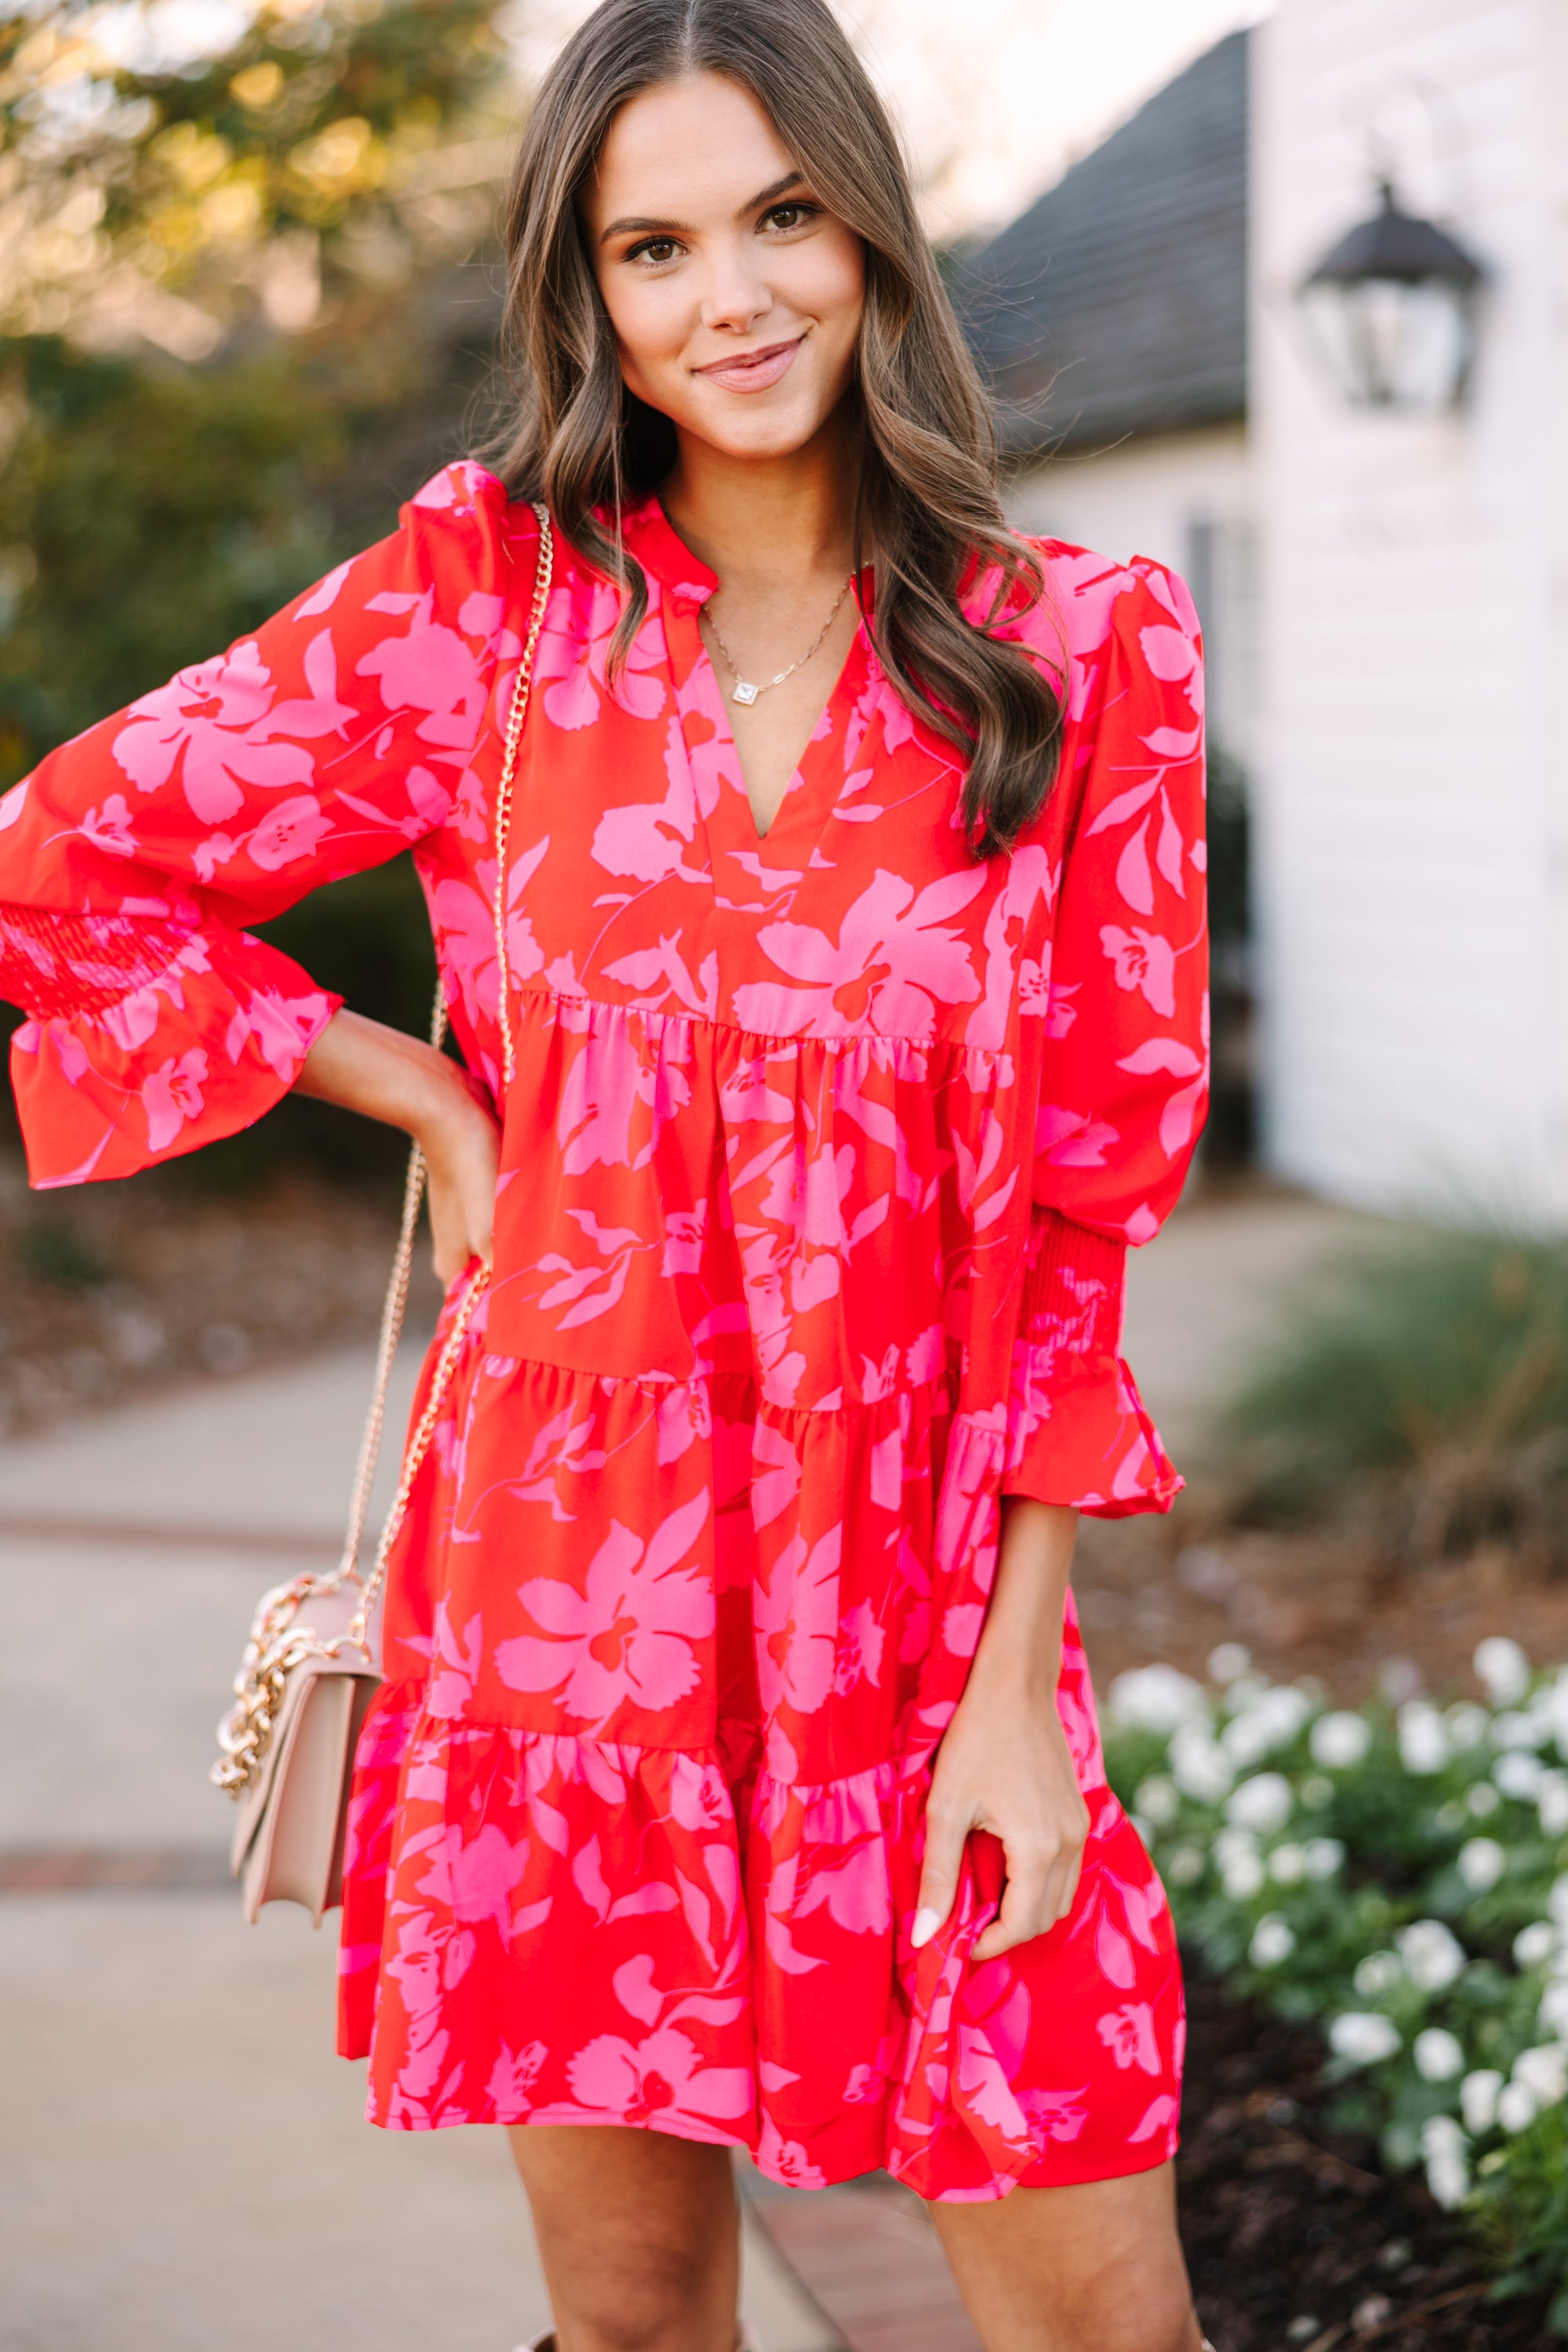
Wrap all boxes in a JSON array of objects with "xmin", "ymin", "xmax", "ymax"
[
  {"xmin": 1073, "ymin": 1503, "xmax": 1568, "ymax": 1711},
  {"xmin": 1180, "ymin": 1973, "xmax": 1550, "ymax": 2350}
]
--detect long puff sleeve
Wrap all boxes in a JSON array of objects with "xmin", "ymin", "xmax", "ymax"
[
  {"xmin": 1004, "ymin": 557, "xmax": 1209, "ymax": 1515},
  {"xmin": 0, "ymin": 463, "xmax": 511, "ymax": 1187}
]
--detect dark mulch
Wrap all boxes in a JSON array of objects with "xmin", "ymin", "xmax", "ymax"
[
  {"xmin": 1181, "ymin": 1972, "xmax": 1550, "ymax": 2350},
  {"xmin": 1073, "ymin": 1503, "xmax": 1568, "ymax": 1713}
]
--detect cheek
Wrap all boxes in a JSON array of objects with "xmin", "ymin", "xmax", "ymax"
[
  {"xmin": 794, "ymin": 233, "xmax": 866, "ymax": 354},
  {"xmin": 597, "ymin": 273, "xmax": 687, "ymax": 383}
]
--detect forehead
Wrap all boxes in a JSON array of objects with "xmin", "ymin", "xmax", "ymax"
[{"xmin": 589, "ymin": 71, "xmax": 796, "ymax": 224}]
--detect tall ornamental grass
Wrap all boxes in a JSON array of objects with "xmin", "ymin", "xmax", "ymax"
[{"xmin": 1224, "ymin": 1232, "xmax": 1568, "ymax": 1567}]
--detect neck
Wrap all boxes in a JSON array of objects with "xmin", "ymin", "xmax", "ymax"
[{"xmin": 661, "ymin": 405, "xmax": 860, "ymax": 590}]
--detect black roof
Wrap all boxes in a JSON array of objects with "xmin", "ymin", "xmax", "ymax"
[{"xmin": 958, "ymin": 28, "xmax": 1249, "ymax": 457}]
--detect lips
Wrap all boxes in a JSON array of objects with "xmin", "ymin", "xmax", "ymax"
[{"xmin": 693, "ymin": 336, "xmax": 805, "ymax": 394}]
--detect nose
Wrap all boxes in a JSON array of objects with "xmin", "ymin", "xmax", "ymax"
[{"xmin": 699, "ymin": 236, "xmax": 774, "ymax": 336}]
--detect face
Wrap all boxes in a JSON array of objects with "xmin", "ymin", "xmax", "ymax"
[{"xmin": 585, "ymin": 71, "xmax": 866, "ymax": 463}]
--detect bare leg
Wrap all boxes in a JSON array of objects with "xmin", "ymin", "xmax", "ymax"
[
  {"xmin": 508, "ymin": 2125, "xmax": 740, "ymax": 2352},
  {"xmin": 930, "ymin": 2161, "xmax": 1202, "ymax": 2352}
]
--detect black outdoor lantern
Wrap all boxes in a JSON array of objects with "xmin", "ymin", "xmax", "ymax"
[{"xmin": 1298, "ymin": 181, "xmax": 1485, "ymax": 412}]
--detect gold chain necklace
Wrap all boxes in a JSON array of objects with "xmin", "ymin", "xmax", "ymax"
[{"xmin": 703, "ymin": 575, "xmax": 855, "ymax": 706}]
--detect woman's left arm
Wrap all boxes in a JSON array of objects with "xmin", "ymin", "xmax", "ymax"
[
  {"xmin": 913, "ymin": 557, "xmax": 1210, "ymax": 1957},
  {"xmin": 913, "ymin": 1498, "xmax": 1088, "ymax": 1958}
]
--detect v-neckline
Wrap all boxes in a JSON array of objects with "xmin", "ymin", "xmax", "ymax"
[
  {"xmin": 706, "ymin": 612, "xmax": 866, "ymax": 840},
  {"xmin": 697, "ymin": 616, "xmax": 870, "ymax": 894},
  {"xmin": 619, "ymin": 495, "xmax": 875, "ymax": 891}
]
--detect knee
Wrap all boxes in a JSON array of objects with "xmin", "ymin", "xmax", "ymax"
[
  {"xmin": 553, "ymin": 2241, "xmax": 721, "ymax": 2352},
  {"xmin": 1065, "ymin": 2299, "xmax": 1199, "ymax": 2352}
]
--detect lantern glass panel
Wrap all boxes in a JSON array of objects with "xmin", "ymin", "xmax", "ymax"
[{"xmin": 1300, "ymin": 275, "xmax": 1472, "ymax": 411}]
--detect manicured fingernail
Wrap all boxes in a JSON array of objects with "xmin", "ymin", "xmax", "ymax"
[{"xmin": 910, "ymin": 1907, "xmax": 942, "ymax": 1949}]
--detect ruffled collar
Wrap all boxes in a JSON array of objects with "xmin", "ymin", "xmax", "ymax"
[{"xmin": 612, "ymin": 495, "xmax": 719, "ymax": 612}]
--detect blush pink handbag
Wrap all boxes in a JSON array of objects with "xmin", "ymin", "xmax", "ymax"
[{"xmin": 209, "ymin": 503, "xmax": 553, "ymax": 1923}]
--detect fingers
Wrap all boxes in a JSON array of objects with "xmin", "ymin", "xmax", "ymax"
[
  {"xmin": 972, "ymin": 1826, "xmax": 1088, "ymax": 1962},
  {"xmin": 911, "ymin": 1788, "xmax": 971, "ymax": 1950},
  {"xmin": 972, "ymin": 1844, "xmax": 1053, "ymax": 1962}
]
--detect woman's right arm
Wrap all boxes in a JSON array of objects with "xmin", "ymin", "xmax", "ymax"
[
  {"xmin": 0, "ymin": 462, "xmax": 517, "ymax": 1193},
  {"xmin": 294, "ymin": 1009, "xmax": 501, "ymax": 1284}
]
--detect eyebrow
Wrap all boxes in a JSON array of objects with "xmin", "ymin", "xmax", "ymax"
[{"xmin": 598, "ymin": 171, "xmax": 808, "ymax": 244}]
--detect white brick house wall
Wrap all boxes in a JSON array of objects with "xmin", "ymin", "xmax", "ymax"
[
  {"xmin": 1253, "ymin": 0, "xmax": 1568, "ymax": 1221},
  {"xmin": 1006, "ymin": 427, "xmax": 1261, "ymax": 769}
]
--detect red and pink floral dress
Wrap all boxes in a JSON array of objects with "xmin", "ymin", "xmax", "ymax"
[{"xmin": 0, "ymin": 463, "xmax": 1207, "ymax": 2198}]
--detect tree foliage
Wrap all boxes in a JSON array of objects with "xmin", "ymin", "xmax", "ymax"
[
  {"xmin": 1, "ymin": 0, "xmax": 513, "ymax": 352},
  {"xmin": 0, "ymin": 2, "xmax": 517, "ymax": 1181}
]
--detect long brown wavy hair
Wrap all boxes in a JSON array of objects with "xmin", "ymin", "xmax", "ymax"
[{"xmin": 494, "ymin": 0, "xmax": 1063, "ymax": 857}]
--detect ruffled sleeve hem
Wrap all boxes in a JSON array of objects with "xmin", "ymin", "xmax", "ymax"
[
  {"xmin": 3, "ymin": 906, "xmax": 340, "ymax": 1187},
  {"xmin": 1002, "ymin": 1207, "xmax": 1182, "ymax": 1518}
]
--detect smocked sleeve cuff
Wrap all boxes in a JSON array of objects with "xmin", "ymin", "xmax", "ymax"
[
  {"xmin": 1, "ymin": 904, "xmax": 340, "ymax": 1187},
  {"xmin": 1002, "ymin": 1207, "xmax": 1181, "ymax": 1519}
]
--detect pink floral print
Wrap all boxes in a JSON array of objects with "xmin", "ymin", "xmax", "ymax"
[{"xmin": 0, "ymin": 465, "xmax": 1206, "ymax": 2198}]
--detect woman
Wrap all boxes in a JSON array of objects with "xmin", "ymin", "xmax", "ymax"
[{"xmin": 0, "ymin": 4, "xmax": 1210, "ymax": 2348}]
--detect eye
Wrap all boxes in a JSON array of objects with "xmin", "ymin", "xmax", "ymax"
[
  {"xmin": 762, "ymin": 201, "xmax": 820, "ymax": 234},
  {"xmin": 625, "ymin": 234, "xmax": 683, "ymax": 267}
]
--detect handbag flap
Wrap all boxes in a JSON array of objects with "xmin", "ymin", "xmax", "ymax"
[
  {"xmin": 229, "ymin": 1581, "xmax": 379, "ymax": 1876},
  {"xmin": 240, "ymin": 1668, "xmax": 360, "ymax": 1925}
]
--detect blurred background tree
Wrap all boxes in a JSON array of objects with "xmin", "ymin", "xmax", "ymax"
[{"xmin": 0, "ymin": 0, "xmax": 521, "ymax": 1183}]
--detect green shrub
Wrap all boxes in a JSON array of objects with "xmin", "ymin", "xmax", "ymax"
[
  {"xmin": 1224, "ymin": 1230, "xmax": 1568, "ymax": 1565},
  {"xmin": 1102, "ymin": 1637, "xmax": 1568, "ymax": 2325}
]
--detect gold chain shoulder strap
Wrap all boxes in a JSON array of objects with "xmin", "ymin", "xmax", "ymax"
[
  {"xmin": 336, "ymin": 499, "xmax": 553, "ymax": 1638},
  {"xmin": 210, "ymin": 506, "xmax": 555, "ymax": 1787},
  {"xmin": 492, "ymin": 500, "xmax": 554, "ymax": 1086}
]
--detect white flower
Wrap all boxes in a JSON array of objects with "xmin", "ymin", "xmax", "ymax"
[
  {"xmin": 1475, "ymin": 1635, "xmax": 1530, "ymax": 1707},
  {"xmin": 1225, "ymin": 1772, "xmax": 1294, "ymax": 1835},
  {"xmin": 1445, "ymin": 1703, "xmax": 1490, "ymax": 1751},
  {"xmin": 1414, "ymin": 2027, "xmax": 1465, "ymax": 2082},
  {"xmin": 1495, "ymin": 1751, "xmax": 1545, "ymax": 1802},
  {"xmin": 1467, "ymin": 1782, "xmax": 1501, "ymax": 1818},
  {"xmin": 1537, "ymin": 1983, "xmax": 1568, "ymax": 2040},
  {"xmin": 1512, "ymin": 2045, "xmax": 1568, "ymax": 2107},
  {"xmin": 1269, "ymin": 1842, "xmax": 1306, "ymax": 1886},
  {"xmin": 1207, "ymin": 1641, "xmax": 1251, "ymax": 1685},
  {"xmin": 1301, "ymin": 1836, "xmax": 1345, "ymax": 1880},
  {"xmin": 1109, "ymin": 1664, "xmax": 1209, "ymax": 1735},
  {"xmin": 1461, "ymin": 2068, "xmax": 1504, "ymax": 2133},
  {"xmin": 1310, "ymin": 1711, "xmax": 1372, "ymax": 1769},
  {"xmin": 1538, "ymin": 1773, "xmax": 1568, "ymax": 1838},
  {"xmin": 1491, "ymin": 1708, "xmax": 1544, "ymax": 1751},
  {"xmin": 1398, "ymin": 1700, "xmax": 1450, "ymax": 1775},
  {"xmin": 1353, "ymin": 1951, "xmax": 1403, "ymax": 1999},
  {"xmin": 1515, "ymin": 1922, "xmax": 1557, "ymax": 1968},
  {"xmin": 1222, "ymin": 1686, "xmax": 1311, "ymax": 1767},
  {"xmin": 1398, "ymin": 1919, "xmax": 1467, "ymax": 1992},
  {"xmin": 1497, "ymin": 2080, "xmax": 1538, "ymax": 2133},
  {"xmin": 1214, "ymin": 1828, "xmax": 1265, "ymax": 1900},
  {"xmin": 1457, "ymin": 1837, "xmax": 1507, "ymax": 1893},
  {"xmin": 1329, "ymin": 2011, "xmax": 1402, "ymax": 2065},
  {"xmin": 1165, "ymin": 1842, "xmax": 1205, "ymax": 1887},
  {"xmin": 1170, "ymin": 1722, "xmax": 1235, "ymax": 1802},
  {"xmin": 1134, "ymin": 1774, "xmax": 1180, "ymax": 1827},
  {"xmin": 1420, "ymin": 2113, "xmax": 1470, "ymax": 2209},
  {"xmin": 1299, "ymin": 1773, "xmax": 1334, "ymax": 1809},
  {"xmin": 1250, "ymin": 1913, "xmax": 1297, "ymax": 1967}
]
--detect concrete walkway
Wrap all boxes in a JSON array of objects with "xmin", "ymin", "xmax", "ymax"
[{"xmin": 0, "ymin": 1186, "xmax": 1378, "ymax": 2352}]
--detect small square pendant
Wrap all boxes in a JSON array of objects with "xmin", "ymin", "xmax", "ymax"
[{"xmin": 732, "ymin": 680, "xmax": 759, "ymax": 706}]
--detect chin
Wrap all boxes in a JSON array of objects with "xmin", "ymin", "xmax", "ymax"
[{"xmin": 681, "ymin": 394, "xmax": 839, "ymax": 463}]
